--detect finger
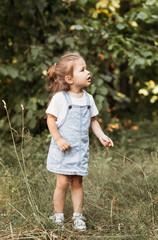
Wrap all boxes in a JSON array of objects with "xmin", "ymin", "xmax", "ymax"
[
  {"xmin": 66, "ymin": 145, "xmax": 71, "ymax": 150},
  {"xmin": 107, "ymin": 142, "xmax": 112, "ymax": 147},
  {"xmin": 68, "ymin": 144, "xmax": 71, "ymax": 149},
  {"xmin": 103, "ymin": 139, "xmax": 109, "ymax": 145},
  {"xmin": 101, "ymin": 139, "xmax": 108, "ymax": 147},
  {"xmin": 63, "ymin": 144, "xmax": 69, "ymax": 150},
  {"xmin": 65, "ymin": 142, "xmax": 71, "ymax": 149},
  {"xmin": 105, "ymin": 140, "xmax": 111, "ymax": 147},
  {"xmin": 64, "ymin": 146, "xmax": 69, "ymax": 151},
  {"xmin": 61, "ymin": 146, "xmax": 66, "ymax": 152},
  {"xmin": 109, "ymin": 139, "xmax": 114, "ymax": 147},
  {"xmin": 106, "ymin": 138, "xmax": 113, "ymax": 147}
]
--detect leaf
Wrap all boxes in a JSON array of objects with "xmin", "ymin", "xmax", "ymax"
[
  {"xmin": 92, "ymin": 38, "xmax": 99, "ymax": 45},
  {"xmin": 26, "ymin": 71, "xmax": 33, "ymax": 82},
  {"xmin": 14, "ymin": 103, "xmax": 21, "ymax": 113},
  {"xmin": 37, "ymin": 99, "xmax": 45, "ymax": 106},
  {"xmin": 141, "ymin": 51, "xmax": 152, "ymax": 58},
  {"xmin": 31, "ymin": 47, "xmax": 39, "ymax": 60},
  {"xmin": 90, "ymin": 84, "xmax": 97, "ymax": 94},
  {"xmin": 101, "ymin": 74, "xmax": 112, "ymax": 83},
  {"xmin": 39, "ymin": 63, "xmax": 47, "ymax": 71},
  {"xmin": 129, "ymin": 55, "xmax": 146, "ymax": 70},
  {"xmin": 16, "ymin": 115, "xmax": 21, "ymax": 127},
  {"xmin": 116, "ymin": 23, "xmax": 125, "ymax": 30},
  {"xmin": 128, "ymin": 12, "xmax": 137, "ymax": 21},
  {"xmin": 135, "ymin": 57, "xmax": 146, "ymax": 66},
  {"xmin": 56, "ymin": 39, "xmax": 63, "ymax": 47},
  {"xmin": 7, "ymin": 66, "xmax": 19, "ymax": 79},
  {"xmin": 26, "ymin": 98, "xmax": 37, "ymax": 111},
  {"xmin": 0, "ymin": 119, "xmax": 4, "ymax": 128},
  {"xmin": 0, "ymin": 66, "xmax": 7, "ymax": 76},
  {"xmin": 98, "ymin": 86, "xmax": 108, "ymax": 95},
  {"xmin": 96, "ymin": 102, "xmax": 103, "ymax": 111},
  {"xmin": 136, "ymin": 12, "xmax": 148, "ymax": 21},
  {"xmin": 96, "ymin": 95, "xmax": 105, "ymax": 102},
  {"xmin": 48, "ymin": 36, "xmax": 56, "ymax": 43},
  {"xmin": 146, "ymin": 0, "xmax": 157, "ymax": 5},
  {"xmin": 97, "ymin": 79, "xmax": 103, "ymax": 86},
  {"xmin": 64, "ymin": 37, "xmax": 74, "ymax": 48},
  {"xmin": 73, "ymin": 25, "xmax": 84, "ymax": 30},
  {"xmin": 151, "ymin": 15, "xmax": 158, "ymax": 19},
  {"xmin": 29, "ymin": 118, "xmax": 36, "ymax": 129},
  {"xmin": 96, "ymin": 0, "xmax": 108, "ymax": 9},
  {"xmin": 79, "ymin": 0, "xmax": 88, "ymax": 4},
  {"xmin": 80, "ymin": 47, "xmax": 88, "ymax": 55},
  {"xmin": 103, "ymin": 99, "xmax": 109, "ymax": 110},
  {"xmin": 20, "ymin": 75, "xmax": 27, "ymax": 81},
  {"xmin": 26, "ymin": 110, "xmax": 33, "ymax": 119}
]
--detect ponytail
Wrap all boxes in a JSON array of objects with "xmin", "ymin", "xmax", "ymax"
[{"xmin": 46, "ymin": 63, "xmax": 56, "ymax": 91}]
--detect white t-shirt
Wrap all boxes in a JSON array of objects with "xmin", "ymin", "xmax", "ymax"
[{"xmin": 46, "ymin": 91, "xmax": 99, "ymax": 127}]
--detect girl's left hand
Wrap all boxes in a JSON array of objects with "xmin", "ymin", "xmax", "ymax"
[{"xmin": 99, "ymin": 134, "xmax": 114, "ymax": 147}]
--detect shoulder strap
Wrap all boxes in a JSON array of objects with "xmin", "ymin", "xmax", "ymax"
[
  {"xmin": 64, "ymin": 91, "xmax": 72, "ymax": 106},
  {"xmin": 83, "ymin": 90, "xmax": 90, "ymax": 105}
]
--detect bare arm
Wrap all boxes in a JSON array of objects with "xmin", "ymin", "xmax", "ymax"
[
  {"xmin": 90, "ymin": 117, "xmax": 114, "ymax": 147},
  {"xmin": 47, "ymin": 114, "xmax": 61, "ymax": 141},
  {"xmin": 47, "ymin": 114, "xmax": 71, "ymax": 152}
]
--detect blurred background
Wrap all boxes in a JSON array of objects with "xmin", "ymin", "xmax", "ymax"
[{"xmin": 0, "ymin": 0, "xmax": 158, "ymax": 135}]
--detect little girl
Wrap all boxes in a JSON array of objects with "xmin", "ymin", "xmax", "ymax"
[{"xmin": 46, "ymin": 52, "xmax": 113, "ymax": 231}]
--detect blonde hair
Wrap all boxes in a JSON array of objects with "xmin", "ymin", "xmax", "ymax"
[{"xmin": 46, "ymin": 52, "xmax": 82, "ymax": 98}]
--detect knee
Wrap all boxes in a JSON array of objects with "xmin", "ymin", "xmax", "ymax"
[
  {"xmin": 70, "ymin": 176, "xmax": 83, "ymax": 189},
  {"xmin": 56, "ymin": 179, "xmax": 69, "ymax": 192}
]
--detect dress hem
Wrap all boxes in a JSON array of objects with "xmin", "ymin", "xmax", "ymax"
[{"xmin": 47, "ymin": 167, "xmax": 88, "ymax": 176}]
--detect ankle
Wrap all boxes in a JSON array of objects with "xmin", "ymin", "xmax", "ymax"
[
  {"xmin": 73, "ymin": 212, "xmax": 82, "ymax": 217},
  {"xmin": 55, "ymin": 213, "xmax": 64, "ymax": 217}
]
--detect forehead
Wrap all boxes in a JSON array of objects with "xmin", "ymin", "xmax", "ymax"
[{"xmin": 74, "ymin": 58, "xmax": 86, "ymax": 69}]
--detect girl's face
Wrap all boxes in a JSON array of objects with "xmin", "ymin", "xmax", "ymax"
[{"xmin": 71, "ymin": 58, "xmax": 91, "ymax": 89}]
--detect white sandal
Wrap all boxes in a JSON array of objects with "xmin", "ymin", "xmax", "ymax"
[
  {"xmin": 49, "ymin": 213, "xmax": 64, "ymax": 228},
  {"xmin": 72, "ymin": 213, "xmax": 86, "ymax": 231}
]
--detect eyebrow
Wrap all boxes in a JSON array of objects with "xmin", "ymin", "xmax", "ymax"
[{"xmin": 80, "ymin": 65, "xmax": 87, "ymax": 69}]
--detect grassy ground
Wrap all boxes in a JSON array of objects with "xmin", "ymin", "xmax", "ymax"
[{"xmin": 0, "ymin": 120, "xmax": 158, "ymax": 239}]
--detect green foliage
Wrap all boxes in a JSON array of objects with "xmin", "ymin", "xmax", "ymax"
[{"xmin": 0, "ymin": 0, "xmax": 158, "ymax": 132}]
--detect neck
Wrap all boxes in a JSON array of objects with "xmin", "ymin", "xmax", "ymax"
[{"xmin": 69, "ymin": 90, "xmax": 83, "ymax": 94}]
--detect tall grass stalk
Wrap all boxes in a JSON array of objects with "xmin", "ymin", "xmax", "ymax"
[{"xmin": 2, "ymin": 100, "xmax": 46, "ymax": 231}]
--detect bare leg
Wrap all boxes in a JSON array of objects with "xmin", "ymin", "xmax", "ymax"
[
  {"xmin": 70, "ymin": 175, "xmax": 83, "ymax": 213},
  {"xmin": 53, "ymin": 174, "xmax": 70, "ymax": 213}
]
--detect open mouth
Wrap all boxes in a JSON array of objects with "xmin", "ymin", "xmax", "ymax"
[{"xmin": 87, "ymin": 76, "xmax": 91, "ymax": 81}]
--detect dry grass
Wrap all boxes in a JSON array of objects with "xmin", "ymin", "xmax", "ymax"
[{"xmin": 1, "ymin": 101, "xmax": 158, "ymax": 239}]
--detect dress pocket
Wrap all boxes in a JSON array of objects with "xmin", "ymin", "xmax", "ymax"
[{"xmin": 47, "ymin": 144, "xmax": 63, "ymax": 168}]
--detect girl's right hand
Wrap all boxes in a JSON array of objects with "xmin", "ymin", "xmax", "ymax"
[{"xmin": 56, "ymin": 138, "xmax": 71, "ymax": 152}]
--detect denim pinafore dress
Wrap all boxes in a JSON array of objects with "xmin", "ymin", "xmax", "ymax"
[{"xmin": 47, "ymin": 90, "xmax": 91, "ymax": 176}]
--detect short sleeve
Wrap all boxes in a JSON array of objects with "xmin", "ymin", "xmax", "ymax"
[
  {"xmin": 45, "ymin": 92, "xmax": 63, "ymax": 117},
  {"xmin": 90, "ymin": 95, "xmax": 99, "ymax": 117}
]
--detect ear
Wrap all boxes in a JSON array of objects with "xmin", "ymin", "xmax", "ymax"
[{"xmin": 65, "ymin": 75, "xmax": 73, "ymax": 85}]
